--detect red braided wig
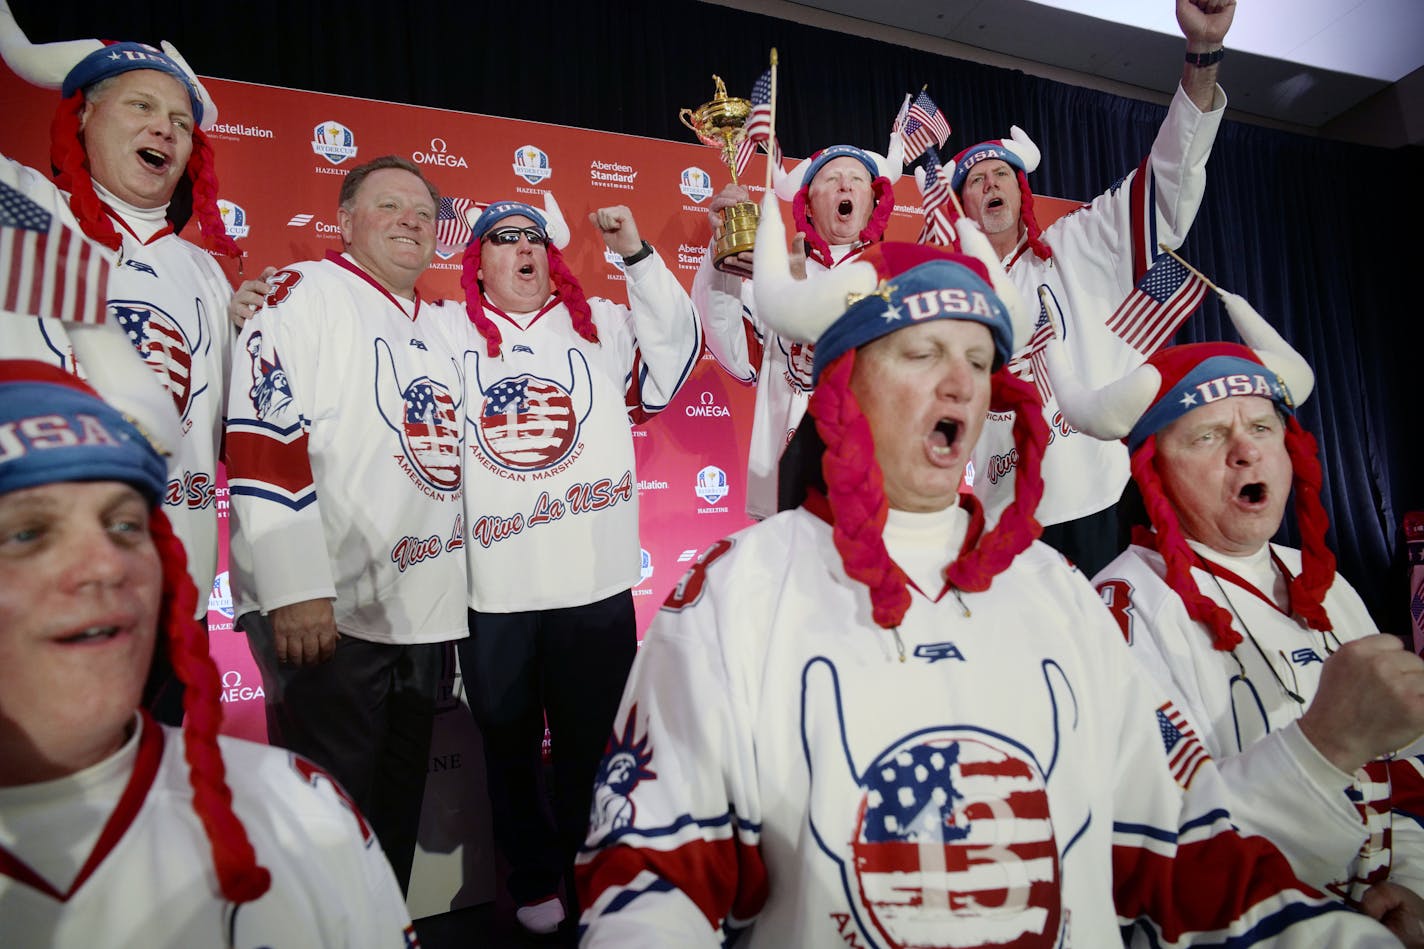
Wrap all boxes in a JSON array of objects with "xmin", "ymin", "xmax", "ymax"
[
  {"xmin": 809, "ymin": 350, "xmax": 911, "ymax": 628},
  {"xmin": 1134, "ymin": 437, "xmax": 1241, "ymax": 650},
  {"xmin": 1283, "ymin": 417, "xmax": 1336, "ymax": 631},
  {"xmin": 150, "ymin": 509, "xmax": 272, "ymax": 903},
  {"xmin": 945, "ymin": 370, "xmax": 1046, "ymax": 591},
  {"xmin": 461, "ymin": 240, "xmax": 598, "ymax": 358},
  {"xmin": 51, "ymin": 92, "xmax": 121, "ymax": 252},
  {"xmin": 793, "ymin": 176, "xmax": 894, "ymax": 270},
  {"xmin": 1016, "ymin": 170, "xmax": 1053, "ymax": 262},
  {"xmin": 186, "ymin": 128, "xmax": 241, "ymax": 259}
]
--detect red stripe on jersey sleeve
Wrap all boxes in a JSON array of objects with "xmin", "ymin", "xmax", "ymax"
[{"xmin": 225, "ymin": 429, "xmax": 315, "ymax": 496}]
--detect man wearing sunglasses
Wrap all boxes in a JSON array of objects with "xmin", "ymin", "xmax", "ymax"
[{"xmin": 457, "ymin": 198, "xmax": 701, "ymax": 937}]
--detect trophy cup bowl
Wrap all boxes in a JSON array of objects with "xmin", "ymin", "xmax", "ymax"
[{"xmin": 679, "ymin": 76, "xmax": 760, "ymax": 272}]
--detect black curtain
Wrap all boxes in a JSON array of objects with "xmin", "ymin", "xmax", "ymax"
[{"xmin": 11, "ymin": 0, "xmax": 1421, "ymax": 628}]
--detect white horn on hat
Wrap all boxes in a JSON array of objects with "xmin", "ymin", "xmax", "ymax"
[
  {"xmin": 1218, "ymin": 289, "xmax": 1314, "ymax": 405},
  {"xmin": 952, "ymin": 216, "xmax": 1032, "ymax": 352},
  {"xmin": 159, "ymin": 40, "xmax": 219, "ymax": 131},
  {"xmin": 68, "ymin": 323, "xmax": 184, "ymax": 462},
  {"xmin": 541, "ymin": 192, "xmax": 571, "ymax": 251},
  {"xmin": 1005, "ymin": 126, "xmax": 1041, "ymax": 174},
  {"xmin": 878, "ymin": 136, "xmax": 903, "ymax": 186},
  {"xmin": 774, "ymin": 156, "xmax": 811, "ymax": 202},
  {"xmin": 750, "ymin": 189, "xmax": 877, "ymax": 344},
  {"xmin": 0, "ymin": 0, "xmax": 100, "ymax": 87},
  {"xmin": 1042, "ymin": 288, "xmax": 1160, "ymax": 441}
]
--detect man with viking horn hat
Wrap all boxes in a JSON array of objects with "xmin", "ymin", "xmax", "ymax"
[
  {"xmin": 0, "ymin": 360, "xmax": 417, "ymax": 948},
  {"xmin": 457, "ymin": 196, "xmax": 700, "ymax": 935},
  {"xmin": 1047, "ymin": 285, "xmax": 1424, "ymax": 942},
  {"xmin": 574, "ymin": 193, "xmax": 1397, "ymax": 947},
  {"xmin": 943, "ymin": 0, "xmax": 1236, "ymax": 577},
  {"xmin": 224, "ymin": 155, "xmax": 471, "ymax": 895},
  {"xmin": 695, "ymin": 133, "xmax": 903, "ymax": 519},
  {"xmin": 0, "ymin": 2, "xmax": 243, "ymax": 645}
]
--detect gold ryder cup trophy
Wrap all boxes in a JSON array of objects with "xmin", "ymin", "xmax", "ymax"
[{"xmin": 679, "ymin": 76, "xmax": 759, "ymax": 271}]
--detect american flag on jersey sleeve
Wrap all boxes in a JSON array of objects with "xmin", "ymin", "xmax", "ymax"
[
  {"xmin": 916, "ymin": 149, "xmax": 956, "ymax": 246},
  {"xmin": 1106, "ymin": 253, "xmax": 1209, "ymax": 356},
  {"xmin": 435, "ymin": 196, "xmax": 481, "ymax": 255},
  {"xmin": 734, "ymin": 68, "xmax": 774, "ymax": 178},
  {"xmin": 1157, "ymin": 702, "xmax": 1209, "ymax": 790},
  {"xmin": 1, "ymin": 180, "xmax": 109, "ymax": 325},
  {"xmin": 901, "ymin": 90, "xmax": 951, "ymax": 165}
]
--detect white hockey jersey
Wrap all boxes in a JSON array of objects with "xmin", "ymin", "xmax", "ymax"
[
  {"xmin": 226, "ymin": 252, "xmax": 468, "ymax": 644},
  {"xmin": 577, "ymin": 501, "xmax": 1392, "ymax": 947},
  {"xmin": 694, "ymin": 243, "xmax": 855, "ymax": 520},
  {"xmin": 461, "ymin": 249, "xmax": 700, "ymax": 612},
  {"xmin": 0, "ymin": 713, "xmax": 417, "ymax": 949},
  {"xmin": 0, "ymin": 156, "xmax": 231, "ymax": 611},
  {"xmin": 1095, "ymin": 541, "xmax": 1424, "ymax": 902},
  {"xmin": 971, "ymin": 83, "xmax": 1227, "ymax": 526}
]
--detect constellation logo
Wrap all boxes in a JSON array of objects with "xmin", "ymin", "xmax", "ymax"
[
  {"xmin": 287, "ymin": 213, "xmax": 315, "ymax": 227},
  {"xmin": 217, "ymin": 200, "xmax": 250, "ymax": 239},
  {"xmin": 685, "ymin": 390, "xmax": 730, "ymax": 418},
  {"xmin": 312, "ymin": 120, "xmax": 358, "ymax": 165},
  {"xmin": 679, "ymin": 166, "xmax": 713, "ymax": 203},
  {"xmin": 413, "ymin": 137, "xmax": 469, "ymax": 168},
  {"xmin": 513, "ymin": 144, "xmax": 552, "ymax": 184},
  {"xmin": 219, "ymin": 670, "xmax": 266, "ymax": 703}
]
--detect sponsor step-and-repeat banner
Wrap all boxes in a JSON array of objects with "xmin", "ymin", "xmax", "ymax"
[{"xmin": 1, "ymin": 59, "xmax": 1077, "ymax": 915}]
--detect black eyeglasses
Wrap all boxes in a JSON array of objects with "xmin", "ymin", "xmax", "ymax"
[{"xmin": 484, "ymin": 226, "xmax": 550, "ymax": 246}]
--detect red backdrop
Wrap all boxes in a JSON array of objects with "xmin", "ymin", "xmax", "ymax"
[{"xmin": 0, "ymin": 63, "xmax": 1076, "ymax": 743}]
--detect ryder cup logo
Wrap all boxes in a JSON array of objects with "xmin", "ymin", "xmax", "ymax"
[
  {"xmin": 639, "ymin": 547, "xmax": 654, "ymax": 584},
  {"xmin": 513, "ymin": 145, "xmax": 552, "ymax": 184},
  {"xmin": 679, "ymin": 167, "xmax": 713, "ymax": 203},
  {"xmin": 312, "ymin": 120, "xmax": 358, "ymax": 165},
  {"xmin": 217, "ymin": 199, "xmax": 250, "ymax": 238},
  {"xmin": 208, "ymin": 571, "xmax": 234, "ymax": 619},
  {"xmin": 694, "ymin": 465, "xmax": 728, "ymax": 505}
]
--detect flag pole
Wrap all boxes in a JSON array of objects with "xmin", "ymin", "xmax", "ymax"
[
  {"xmin": 1158, "ymin": 243, "xmax": 1221, "ymax": 293},
  {"xmin": 764, "ymin": 48, "xmax": 778, "ymax": 196}
]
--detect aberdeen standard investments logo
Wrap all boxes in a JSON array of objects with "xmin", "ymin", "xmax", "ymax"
[
  {"xmin": 513, "ymin": 145, "xmax": 552, "ymax": 184},
  {"xmin": 312, "ymin": 120, "xmax": 358, "ymax": 165}
]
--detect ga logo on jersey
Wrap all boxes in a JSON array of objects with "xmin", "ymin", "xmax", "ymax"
[
  {"xmin": 679, "ymin": 166, "xmax": 713, "ymax": 203},
  {"xmin": 779, "ymin": 338, "xmax": 815, "ymax": 394},
  {"xmin": 113, "ymin": 299, "xmax": 201, "ymax": 420},
  {"xmin": 468, "ymin": 348, "xmax": 593, "ymax": 472},
  {"xmin": 311, "ymin": 120, "xmax": 358, "ymax": 165},
  {"xmin": 374, "ymin": 339, "xmax": 462, "ymax": 493},
  {"xmin": 513, "ymin": 144, "xmax": 552, "ymax": 184},
  {"xmin": 217, "ymin": 199, "xmax": 251, "ymax": 238}
]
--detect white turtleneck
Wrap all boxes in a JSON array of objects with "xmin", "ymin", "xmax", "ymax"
[
  {"xmin": 92, "ymin": 180, "xmax": 171, "ymax": 243},
  {"xmin": 1186, "ymin": 538, "xmax": 1290, "ymax": 611},
  {"xmin": 882, "ymin": 503, "xmax": 970, "ymax": 596},
  {"xmin": 0, "ymin": 713, "xmax": 142, "ymax": 891}
]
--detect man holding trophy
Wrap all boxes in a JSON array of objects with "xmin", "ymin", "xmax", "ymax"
[{"xmin": 687, "ymin": 70, "xmax": 905, "ymax": 520}]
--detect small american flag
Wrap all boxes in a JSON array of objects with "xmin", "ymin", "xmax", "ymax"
[
  {"xmin": 734, "ymin": 68, "xmax": 774, "ymax": 178},
  {"xmin": 435, "ymin": 196, "xmax": 480, "ymax": 255},
  {"xmin": 902, "ymin": 90, "xmax": 952, "ymax": 165},
  {"xmin": 916, "ymin": 149, "xmax": 956, "ymax": 246},
  {"xmin": 1157, "ymin": 702, "xmax": 1209, "ymax": 790},
  {"xmin": 1, "ymin": 180, "xmax": 109, "ymax": 326},
  {"xmin": 1106, "ymin": 253, "xmax": 1209, "ymax": 356}
]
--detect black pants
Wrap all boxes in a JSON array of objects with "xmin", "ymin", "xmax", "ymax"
[
  {"xmin": 243, "ymin": 612, "xmax": 445, "ymax": 893},
  {"xmin": 459, "ymin": 590, "xmax": 637, "ymax": 911}
]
